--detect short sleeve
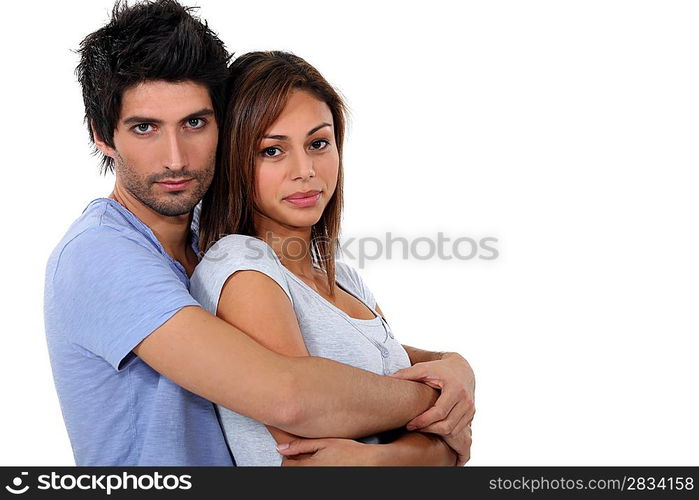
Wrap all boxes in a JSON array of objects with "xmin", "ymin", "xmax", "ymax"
[
  {"xmin": 335, "ymin": 261, "xmax": 377, "ymax": 309},
  {"xmin": 190, "ymin": 234, "xmax": 293, "ymax": 315},
  {"xmin": 49, "ymin": 227, "xmax": 200, "ymax": 371}
]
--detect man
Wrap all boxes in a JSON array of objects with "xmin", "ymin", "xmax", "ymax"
[{"xmin": 44, "ymin": 0, "xmax": 474, "ymax": 466}]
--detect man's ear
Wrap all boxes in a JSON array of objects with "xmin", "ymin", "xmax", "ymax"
[{"xmin": 91, "ymin": 122, "xmax": 118, "ymax": 160}]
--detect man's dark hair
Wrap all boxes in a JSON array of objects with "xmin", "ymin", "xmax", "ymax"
[{"xmin": 76, "ymin": 0, "xmax": 231, "ymax": 174}]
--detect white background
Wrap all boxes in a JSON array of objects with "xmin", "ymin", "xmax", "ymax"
[{"xmin": 1, "ymin": 0, "xmax": 697, "ymax": 466}]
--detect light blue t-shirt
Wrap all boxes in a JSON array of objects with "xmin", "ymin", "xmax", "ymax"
[{"xmin": 44, "ymin": 198, "xmax": 233, "ymax": 466}]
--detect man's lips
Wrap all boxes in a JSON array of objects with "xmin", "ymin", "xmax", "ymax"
[{"xmin": 156, "ymin": 178, "xmax": 193, "ymax": 191}]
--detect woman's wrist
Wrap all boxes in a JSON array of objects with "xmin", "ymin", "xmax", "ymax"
[
  {"xmin": 373, "ymin": 433, "xmax": 457, "ymax": 466},
  {"xmin": 372, "ymin": 441, "xmax": 407, "ymax": 466}
]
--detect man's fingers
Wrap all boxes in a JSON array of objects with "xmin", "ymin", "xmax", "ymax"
[
  {"xmin": 406, "ymin": 391, "xmax": 459, "ymax": 430},
  {"xmin": 414, "ymin": 399, "xmax": 468, "ymax": 435},
  {"xmin": 276, "ymin": 439, "xmax": 324, "ymax": 456},
  {"xmin": 389, "ymin": 363, "xmax": 430, "ymax": 381},
  {"xmin": 452, "ymin": 415, "xmax": 473, "ymax": 441}
]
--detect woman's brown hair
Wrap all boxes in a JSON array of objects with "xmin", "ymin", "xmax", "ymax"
[{"xmin": 199, "ymin": 51, "xmax": 346, "ymax": 296}]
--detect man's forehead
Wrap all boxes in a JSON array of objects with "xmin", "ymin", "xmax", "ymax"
[{"xmin": 119, "ymin": 80, "xmax": 213, "ymax": 122}]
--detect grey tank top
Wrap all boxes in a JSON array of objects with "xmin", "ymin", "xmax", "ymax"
[{"xmin": 189, "ymin": 234, "xmax": 410, "ymax": 466}]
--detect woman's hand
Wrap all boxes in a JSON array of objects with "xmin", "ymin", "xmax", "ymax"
[
  {"xmin": 390, "ymin": 352, "xmax": 475, "ymax": 465},
  {"xmin": 278, "ymin": 438, "xmax": 381, "ymax": 466}
]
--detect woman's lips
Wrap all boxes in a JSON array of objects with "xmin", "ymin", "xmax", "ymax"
[
  {"xmin": 156, "ymin": 179, "xmax": 193, "ymax": 192},
  {"xmin": 283, "ymin": 191, "xmax": 321, "ymax": 208}
]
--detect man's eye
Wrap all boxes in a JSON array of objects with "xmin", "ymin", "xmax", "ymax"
[
  {"xmin": 261, "ymin": 147, "xmax": 282, "ymax": 157},
  {"xmin": 310, "ymin": 139, "xmax": 330, "ymax": 150},
  {"xmin": 133, "ymin": 123, "xmax": 154, "ymax": 135},
  {"xmin": 186, "ymin": 118, "xmax": 206, "ymax": 129}
]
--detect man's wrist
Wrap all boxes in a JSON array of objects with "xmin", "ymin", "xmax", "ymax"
[{"xmin": 439, "ymin": 351, "xmax": 462, "ymax": 361}]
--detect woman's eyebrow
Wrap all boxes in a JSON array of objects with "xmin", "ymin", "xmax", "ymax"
[
  {"xmin": 263, "ymin": 122, "xmax": 332, "ymax": 141},
  {"xmin": 306, "ymin": 122, "xmax": 332, "ymax": 136}
]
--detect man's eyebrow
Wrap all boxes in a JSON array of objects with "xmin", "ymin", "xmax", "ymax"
[
  {"xmin": 181, "ymin": 108, "xmax": 215, "ymax": 122},
  {"xmin": 121, "ymin": 108, "xmax": 215, "ymax": 126},
  {"xmin": 263, "ymin": 122, "xmax": 333, "ymax": 141}
]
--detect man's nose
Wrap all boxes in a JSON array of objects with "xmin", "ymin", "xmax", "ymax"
[{"xmin": 162, "ymin": 130, "xmax": 187, "ymax": 170}]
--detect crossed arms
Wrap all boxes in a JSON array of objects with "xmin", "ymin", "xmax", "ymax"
[{"xmin": 133, "ymin": 271, "xmax": 475, "ymax": 465}]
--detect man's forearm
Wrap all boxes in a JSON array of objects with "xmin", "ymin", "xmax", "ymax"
[{"xmin": 280, "ymin": 355, "xmax": 438, "ymax": 439}]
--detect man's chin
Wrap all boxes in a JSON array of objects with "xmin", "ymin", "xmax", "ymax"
[{"xmin": 144, "ymin": 195, "xmax": 200, "ymax": 217}]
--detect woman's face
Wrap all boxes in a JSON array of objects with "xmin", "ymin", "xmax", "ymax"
[{"xmin": 254, "ymin": 90, "xmax": 339, "ymax": 232}]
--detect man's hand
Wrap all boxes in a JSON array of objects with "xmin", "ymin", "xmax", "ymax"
[
  {"xmin": 439, "ymin": 422, "xmax": 472, "ymax": 466},
  {"xmin": 390, "ymin": 352, "xmax": 475, "ymax": 465},
  {"xmin": 277, "ymin": 438, "xmax": 381, "ymax": 466}
]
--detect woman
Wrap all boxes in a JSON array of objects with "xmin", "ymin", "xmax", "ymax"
[{"xmin": 191, "ymin": 51, "xmax": 464, "ymax": 465}]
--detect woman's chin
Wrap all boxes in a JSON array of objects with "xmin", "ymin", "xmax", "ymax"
[
  {"xmin": 277, "ymin": 208, "xmax": 324, "ymax": 228},
  {"xmin": 285, "ymin": 217, "xmax": 322, "ymax": 229}
]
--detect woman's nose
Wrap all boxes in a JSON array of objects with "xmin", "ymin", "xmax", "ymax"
[{"xmin": 290, "ymin": 152, "xmax": 315, "ymax": 180}]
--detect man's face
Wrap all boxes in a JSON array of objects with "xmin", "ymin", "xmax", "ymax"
[{"xmin": 102, "ymin": 80, "xmax": 217, "ymax": 217}]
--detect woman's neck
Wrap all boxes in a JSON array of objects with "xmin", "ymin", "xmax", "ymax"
[{"xmin": 254, "ymin": 212, "xmax": 317, "ymax": 278}]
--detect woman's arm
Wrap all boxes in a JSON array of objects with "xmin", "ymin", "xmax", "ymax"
[
  {"xmin": 215, "ymin": 269, "xmax": 309, "ymax": 447},
  {"xmin": 279, "ymin": 432, "xmax": 457, "ymax": 466}
]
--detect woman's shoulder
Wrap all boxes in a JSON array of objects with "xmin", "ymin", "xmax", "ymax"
[
  {"xmin": 193, "ymin": 234, "xmax": 285, "ymax": 283},
  {"xmin": 200, "ymin": 234, "xmax": 279, "ymax": 264},
  {"xmin": 334, "ymin": 261, "xmax": 377, "ymax": 308},
  {"xmin": 191, "ymin": 234, "xmax": 293, "ymax": 309},
  {"xmin": 334, "ymin": 260, "xmax": 359, "ymax": 283}
]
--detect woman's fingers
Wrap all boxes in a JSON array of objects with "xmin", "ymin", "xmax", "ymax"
[{"xmin": 276, "ymin": 438, "xmax": 325, "ymax": 456}]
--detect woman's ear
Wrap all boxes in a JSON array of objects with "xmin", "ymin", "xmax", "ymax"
[{"xmin": 91, "ymin": 122, "xmax": 118, "ymax": 160}]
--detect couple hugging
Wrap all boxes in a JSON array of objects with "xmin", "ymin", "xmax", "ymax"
[{"xmin": 45, "ymin": 0, "xmax": 475, "ymax": 466}]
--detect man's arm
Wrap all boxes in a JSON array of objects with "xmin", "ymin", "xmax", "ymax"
[
  {"xmin": 376, "ymin": 304, "xmax": 476, "ymax": 465},
  {"xmin": 132, "ymin": 304, "xmax": 438, "ymax": 440}
]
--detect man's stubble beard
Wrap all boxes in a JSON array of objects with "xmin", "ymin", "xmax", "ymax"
[{"xmin": 115, "ymin": 151, "xmax": 215, "ymax": 217}]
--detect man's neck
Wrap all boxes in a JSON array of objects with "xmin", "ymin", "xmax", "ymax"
[{"xmin": 109, "ymin": 187, "xmax": 198, "ymax": 275}]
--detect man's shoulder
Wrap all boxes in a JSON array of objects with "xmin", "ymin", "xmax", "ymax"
[{"xmin": 46, "ymin": 198, "xmax": 162, "ymax": 278}]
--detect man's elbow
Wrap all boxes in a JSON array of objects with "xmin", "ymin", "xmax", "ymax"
[{"xmin": 262, "ymin": 368, "xmax": 308, "ymax": 431}]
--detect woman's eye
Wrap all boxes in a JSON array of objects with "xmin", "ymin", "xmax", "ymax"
[
  {"xmin": 186, "ymin": 118, "xmax": 205, "ymax": 129},
  {"xmin": 262, "ymin": 147, "xmax": 282, "ymax": 157},
  {"xmin": 310, "ymin": 139, "xmax": 330, "ymax": 150},
  {"xmin": 133, "ymin": 123, "xmax": 154, "ymax": 135}
]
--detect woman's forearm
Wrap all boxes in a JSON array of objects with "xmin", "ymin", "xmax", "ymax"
[
  {"xmin": 375, "ymin": 432, "xmax": 457, "ymax": 466},
  {"xmin": 403, "ymin": 344, "xmax": 451, "ymax": 365}
]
